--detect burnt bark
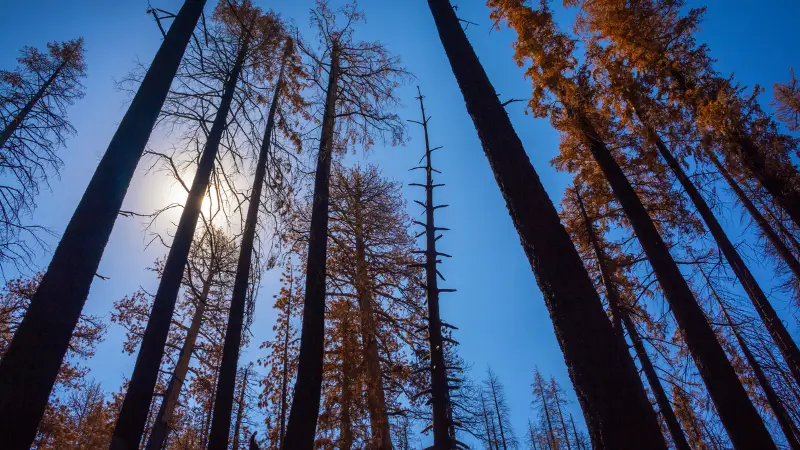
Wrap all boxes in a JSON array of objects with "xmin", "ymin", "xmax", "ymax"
[
  {"xmin": 145, "ymin": 270, "xmax": 214, "ymax": 450},
  {"xmin": 573, "ymin": 110, "xmax": 775, "ymax": 448},
  {"xmin": 111, "ymin": 28, "xmax": 251, "ymax": 450},
  {"xmin": 0, "ymin": 2, "xmax": 205, "ymax": 448},
  {"xmin": 206, "ymin": 41, "xmax": 291, "ymax": 450},
  {"xmin": 426, "ymin": 1, "xmax": 665, "ymax": 447},
  {"xmin": 281, "ymin": 43, "xmax": 340, "ymax": 450}
]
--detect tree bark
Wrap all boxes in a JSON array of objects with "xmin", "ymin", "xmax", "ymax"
[
  {"xmin": 282, "ymin": 43, "xmax": 340, "ymax": 450},
  {"xmin": 206, "ymin": 41, "xmax": 291, "ymax": 450},
  {"xmin": 231, "ymin": 368, "xmax": 249, "ymax": 450},
  {"xmin": 111, "ymin": 27, "xmax": 251, "ymax": 450},
  {"xmin": 0, "ymin": 58, "xmax": 68, "ymax": 150},
  {"xmin": 699, "ymin": 266, "xmax": 800, "ymax": 450},
  {"xmin": 352, "ymin": 180, "xmax": 392, "ymax": 449},
  {"xmin": 572, "ymin": 108, "xmax": 775, "ymax": 448},
  {"xmin": 145, "ymin": 270, "xmax": 214, "ymax": 450},
  {"xmin": 426, "ymin": 1, "xmax": 666, "ymax": 447},
  {"xmin": 629, "ymin": 96, "xmax": 800, "ymax": 389},
  {"xmin": 0, "ymin": 2, "xmax": 205, "ymax": 448},
  {"xmin": 706, "ymin": 150, "xmax": 800, "ymax": 285}
]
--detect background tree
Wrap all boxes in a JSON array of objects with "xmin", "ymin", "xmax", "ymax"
[
  {"xmin": 483, "ymin": 367, "xmax": 518, "ymax": 450},
  {"xmin": 773, "ymin": 69, "xmax": 800, "ymax": 132}
]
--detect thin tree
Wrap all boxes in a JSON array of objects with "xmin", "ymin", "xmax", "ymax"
[
  {"xmin": 488, "ymin": 2, "xmax": 774, "ymax": 446},
  {"xmin": 426, "ymin": 0, "xmax": 665, "ymax": 446},
  {"xmin": 0, "ymin": 2, "xmax": 205, "ymax": 446},
  {"xmin": 282, "ymin": 3, "xmax": 406, "ymax": 448},
  {"xmin": 773, "ymin": 69, "xmax": 800, "ymax": 132},
  {"xmin": 484, "ymin": 367, "xmax": 517, "ymax": 450},
  {"xmin": 531, "ymin": 368, "xmax": 557, "ymax": 450}
]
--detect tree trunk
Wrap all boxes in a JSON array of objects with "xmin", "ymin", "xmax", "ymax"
[
  {"xmin": 231, "ymin": 368, "xmax": 249, "ymax": 450},
  {"xmin": 0, "ymin": 2, "xmax": 205, "ymax": 447},
  {"xmin": 279, "ymin": 273, "xmax": 292, "ymax": 449},
  {"xmin": 529, "ymin": 420, "xmax": 538, "ymax": 450},
  {"xmin": 206, "ymin": 41, "xmax": 290, "ymax": 450},
  {"xmin": 489, "ymin": 377, "xmax": 508, "ymax": 450},
  {"xmin": 552, "ymin": 385, "xmax": 571, "ymax": 450},
  {"xmin": 570, "ymin": 415, "xmax": 583, "ymax": 450},
  {"xmin": 111, "ymin": 28, "xmax": 251, "ymax": 450},
  {"xmin": 352, "ymin": 184, "xmax": 392, "ymax": 449},
  {"xmin": 145, "ymin": 270, "xmax": 214, "ymax": 450},
  {"xmin": 481, "ymin": 393, "xmax": 495, "ymax": 450},
  {"xmin": 537, "ymin": 376, "xmax": 557, "ymax": 450},
  {"xmin": 339, "ymin": 309, "xmax": 355, "ymax": 450},
  {"xmin": 571, "ymin": 107, "xmax": 775, "ymax": 448},
  {"xmin": 414, "ymin": 88, "xmax": 455, "ymax": 449},
  {"xmin": 629, "ymin": 97, "xmax": 800, "ymax": 388},
  {"xmin": 425, "ymin": 1, "xmax": 665, "ymax": 447},
  {"xmin": 0, "ymin": 59, "xmax": 67, "ymax": 150},
  {"xmin": 282, "ymin": 43, "xmax": 340, "ymax": 450},
  {"xmin": 706, "ymin": 150, "xmax": 800, "ymax": 285},
  {"xmin": 699, "ymin": 266, "xmax": 800, "ymax": 450}
]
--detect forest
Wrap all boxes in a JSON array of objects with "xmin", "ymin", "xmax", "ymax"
[{"xmin": 0, "ymin": 0, "xmax": 798, "ymax": 448}]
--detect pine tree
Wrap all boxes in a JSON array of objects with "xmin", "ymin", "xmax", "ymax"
[
  {"xmin": 773, "ymin": 69, "xmax": 800, "ymax": 132},
  {"xmin": 426, "ymin": 1, "xmax": 664, "ymax": 445},
  {"xmin": 483, "ymin": 367, "xmax": 517, "ymax": 450},
  {"xmin": 0, "ymin": 3, "xmax": 205, "ymax": 445}
]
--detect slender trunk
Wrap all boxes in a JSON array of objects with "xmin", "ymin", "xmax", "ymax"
[
  {"xmin": 570, "ymin": 105, "xmax": 775, "ymax": 448},
  {"xmin": 569, "ymin": 415, "xmax": 583, "ymax": 450},
  {"xmin": 490, "ymin": 414, "xmax": 501, "ymax": 450},
  {"xmin": 282, "ymin": 43, "xmax": 340, "ymax": 450},
  {"xmin": 207, "ymin": 41, "xmax": 290, "ymax": 450},
  {"xmin": 707, "ymin": 151, "xmax": 800, "ymax": 284},
  {"xmin": 575, "ymin": 188, "xmax": 689, "ymax": 450},
  {"xmin": 425, "ymin": 2, "xmax": 665, "ymax": 446},
  {"xmin": 552, "ymin": 386, "xmax": 571, "ymax": 450},
  {"xmin": 0, "ymin": 2, "xmax": 205, "ymax": 447},
  {"xmin": 352, "ymin": 184, "xmax": 392, "ymax": 449},
  {"xmin": 249, "ymin": 433, "xmax": 260, "ymax": 450},
  {"xmin": 537, "ymin": 377, "xmax": 557, "ymax": 450},
  {"xmin": 111, "ymin": 28, "xmax": 251, "ymax": 450},
  {"xmin": 699, "ymin": 267, "xmax": 800, "ymax": 450},
  {"xmin": 278, "ymin": 272, "xmax": 292, "ymax": 449},
  {"xmin": 145, "ymin": 271, "xmax": 214, "ymax": 450},
  {"xmin": 231, "ymin": 368, "xmax": 249, "ymax": 450},
  {"xmin": 339, "ymin": 309, "xmax": 355, "ymax": 450},
  {"xmin": 529, "ymin": 419, "xmax": 538, "ymax": 450},
  {"xmin": 414, "ymin": 89, "xmax": 454, "ymax": 449},
  {"xmin": 489, "ymin": 377, "xmax": 508, "ymax": 450},
  {"xmin": 629, "ymin": 97, "xmax": 800, "ymax": 388},
  {"xmin": 0, "ymin": 59, "xmax": 67, "ymax": 150},
  {"xmin": 481, "ymin": 393, "xmax": 495, "ymax": 450}
]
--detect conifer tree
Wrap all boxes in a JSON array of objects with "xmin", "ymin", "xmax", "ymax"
[
  {"xmin": 483, "ymin": 367, "xmax": 517, "ymax": 450},
  {"xmin": 0, "ymin": 3, "xmax": 205, "ymax": 445},
  {"xmin": 426, "ymin": 1, "xmax": 664, "ymax": 445},
  {"xmin": 283, "ymin": 3, "xmax": 406, "ymax": 447},
  {"xmin": 774, "ymin": 70, "xmax": 800, "ymax": 132}
]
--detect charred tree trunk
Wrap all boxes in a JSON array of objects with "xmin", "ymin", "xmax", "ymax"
[
  {"xmin": 570, "ymin": 415, "xmax": 583, "ymax": 450},
  {"xmin": 282, "ymin": 43, "xmax": 340, "ymax": 450},
  {"xmin": 231, "ymin": 367, "xmax": 250, "ymax": 450},
  {"xmin": 111, "ymin": 28, "xmax": 251, "ymax": 450},
  {"xmin": 553, "ymin": 389, "xmax": 572, "ymax": 450},
  {"xmin": 0, "ymin": 59, "xmax": 67, "ymax": 150},
  {"xmin": 699, "ymin": 267, "xmax": 800, "ymax": 450},
  {"xmin": 481, "ymin": 392, "xmax": 495, "ymax": 450},
  {"xmin": 536, "ymin": 376, "xmax": 557, "ymax": 450},
  {"xmin": 412, "ymin": 88, "xmax": 456, "ymax": 448},
  {"xmin": 629, "ymin": 96, "xmax": 800, "ymax": 388},
  {"xmin": 706, "ymin": 150, "xmax": 800, "ymax": 284},
  {"xmin": 352, "ymin": 183, "xmax": 392, "ymax": 449},
  {"xmin": 571, "ymin": 107, "xmax": 775, "ymax": 448},
  {"xmin": 489, "ymin": 376, "xmax": 508, "ymax": 450},
  {"xmin": 0, "ymin": 2, "xmax": 205, "ymax": 447},
  {"xmin": 425, "ymin": 1, "xmax": 665, "ymax": 447},
  {"xmin": 145, "ymin": 269, "xmax": 215, "ymax": 450},
  {"xmin": 206, "ymin": 41, "xmax": 291, "ymax": 450},
  {"xmin": 278, "ymin": 275, "xmax": 293, "ymax": 449}
]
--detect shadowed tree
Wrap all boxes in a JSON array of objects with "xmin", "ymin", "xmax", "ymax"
[
  {"xmin": 282, "ymin": 3, "xmax": 406, "ymax": 448},
  {"xmin": 0, "ymin": 38, "xmax": 86, "ymax": 269},
  {"xmin": 425, "ymin": 0, "xmax": 665, "ymax": 446},
  {"xmin": 0, "ymin": 2, "xmax": 205, "ymax": 447}
]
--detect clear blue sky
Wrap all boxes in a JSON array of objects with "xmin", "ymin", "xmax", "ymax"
[{"xmin": 0, "ymin": 0, "xmax": 798, "ymax": 446}]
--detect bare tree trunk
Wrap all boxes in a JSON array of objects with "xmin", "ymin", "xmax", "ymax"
[
  {"xmin": 529, "ymin": 419, "xmax": 538, "ymax": 450},
  {"xmin": 536, "ymin": 376, "xmax": 557, "ymax": 450},
  {"xmin": 576, "ymin": 187, "xmax": 691, "ymax": 450},
  {"xmin": 628, "ymin": 96, "xmax": 800, "ymax": 389},
  {"xmin": 425, "ymin": 2, "xmax": 666, "ymax": 446},
  {"xmin": 569, "ymin": 415, "xmax": 583, "ymax": 450},
  {"xmin": 0, "ymin": 2, "xmax": 205, "ymax": 447},
  {"xmin": 552, "ymin": 385, "xmax": 571, "ymax": 450},
  {"xmin": 352, "ymin": 185, "xmax": 392, "ymax": 449},
  {"xmin": 571, "ymin": 106, "xmax": 775, "ymax": 448},
  {"xmin": 231, "ymin": 368, "xmax": 250, "ymax": 450},
  {"xmin": 282, "ymin": 43, "xmax": 340, "ymax": 450},
  {"xmin": 146, "ymin": 271, "xmax": 214, "ymax": 450},
  {"xmin": 706, "ymin": 150, "xmax": 800, "ymax": 284},
  {"xmin": 488, "ymin": 376, "xmax": 508, "ymax": 450},
  {"xmin": 0, "ymin": 59, "xmax": 67, "ymax": 150},
  {"xmin": 481, "ymin": 392, "xmax": 495, "ymax": 450},
  {"xmin": 699, "ymin": 266, "xmax": 800, "ymax": 450},
  {"xmin": 207, "ymin": 41, "xmax": 291, "ymax": 450},
  {"xmin": 279, "ymin": 274, "xmax": 293, "ymax": 449},
  {"xmin": 339, "ymin": 309, "xmax": 355, "ymax": 450},
  {"xmin": 111, "ymin": 27, "xmax": 251, "ymax": 450}
]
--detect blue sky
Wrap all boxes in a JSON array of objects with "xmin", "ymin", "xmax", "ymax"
[{"xmin": 1, "ymin": 0, "xmax": 798, "ymax": 446}]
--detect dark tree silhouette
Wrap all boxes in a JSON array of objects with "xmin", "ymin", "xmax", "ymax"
[{"xmin": 0, "ymin": 2, "xmax": 205, "ymax": 447}]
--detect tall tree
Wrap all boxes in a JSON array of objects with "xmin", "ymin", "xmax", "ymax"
[
  {"xmin": 0, "ymin": 2, "xmax": 205, "ymax": 446},
  {"xmin": 282, "ymin": 3, "xmax": 406, "ymax": 448},
  {"xmin": 488, "ymin": 2, "xmax": 774, "ymax": 446},
  {"xmin": 484, "ymin": 367, "xmax": 517, "ymax": 450},
  {"xmin": 0, "ymin": 38, "xmax": 86, "ymax": 268},
  {"xmin": 426, "ymin": 0, "xmax": 665, "ymax": 446}
]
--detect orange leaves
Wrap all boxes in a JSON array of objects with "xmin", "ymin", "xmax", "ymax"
[{"xmin": 773, "ymin": 69, "xmax": 800, "ymax": 132}]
